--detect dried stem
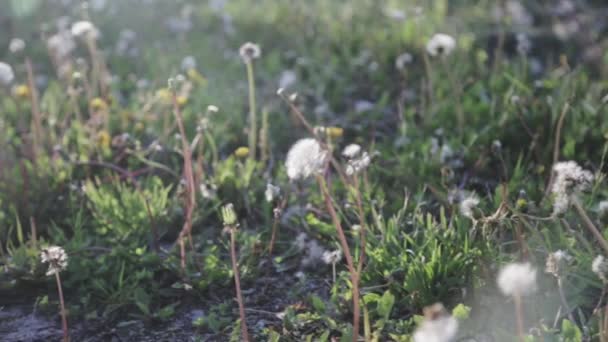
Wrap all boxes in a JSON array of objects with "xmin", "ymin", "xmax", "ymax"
[
  {"xmin": 55, "ymin": 272, "xmax": 69, "ymax": 342},
  {"xmin": 229, "ymin": 227, "xmax": 250, "ymax": 342},
  {"xmin": 172, "ymin": 92, "xmax": 196, "ymax": 271},
  {"xmin": 572, "ymin": 197, "xmax": 608, "ymax": 256},
  {"xmin": 268, "ymin": 197, "xmax": 287, "ymax": 256},
  {"xmin": 316, "ymin": 175, "xmax": 359, "ymax": 341}
]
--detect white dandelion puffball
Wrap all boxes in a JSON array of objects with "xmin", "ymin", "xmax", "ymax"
[
  {"xmin": 345, "ymin": 151, "xmax": 371, "ymax": 176},
  {"xmin": 285, "ymin": 138, "xmax": 328, "ymax": 181},
  {"xmin": 322, "ymin": 249, "xmax": 342, "ymax": 265},
  {"xmin": 239, "ymin": 42, "xmax": 261, "ymax": 62},
  {"xmin": 426, "ymin": 33, "xmax": 456, "ymax": 57},
  {"xmin": 265, "ymin": 183, "xmax": 281, "ymax": 203},
  {"xmin": 413, "ymin": 304, "xmax": 459, "ymax": 342},
  {"xmin": 592, "ymin": 255, "xmax": 608, "ymax": 281},
  {"xmin": 0, "ymin": 62, "xmax": 15, "ymax": 85},
  {"xmin": 497, "ymin": 262, "xmax": 537, "ymax": 296},
  {"xmin": 342, "ymin": 144, "xmax": 362, "ymax": 159},
  {"xmin": 551, "ymin": 161, "xmax": 594, "ymax": 215},
  {"xmin": 459, "ymin": 194, "xmax": 480, "ymax": 219},
  {"xmin": 71, "ymin": 20, "xmax": 99, "ymax": 39},
  {"xmin": 40, "ymin": 246, "xmax": 68, "ymax": 276},
  {"xmin": 9, "ymin": 38, "xmax": 26, "ymax": 53}
]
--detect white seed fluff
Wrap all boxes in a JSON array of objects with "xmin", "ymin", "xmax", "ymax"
[
  {"xmin": 71, "ymin": 21, "xmax": 98, "ymax": 39},
  {"xmin": 342, "ymin": 144, "xmax": 362, "ymax": 159},
  {"xmin": 285, "ymin": 138, "xmax": 328, "ymax": 181},
  {"xmin": 0, "ymin": 62, "xmax": 15, "ymax": 85},
  {"xmin": 265, "ymin": 183, "xmax": 281, "ymax": 203},
  {"xmin": 459, "ymin": 194, "xmax": 480, "ymax": 219},
  {"xmin": 40, "ymin": 246, "xmax": 68, "ymax": 276},
  {"xmin": 551, "ymin": 161, "xmax": 594, "ymax": 215},
  {"xmin": 239, "ymin": 42, "xmax": 261, "ymax": 62},
  {"xmin": 413, "ymin": 312, "xmax": 459, "ymax": 342},
  {"xmin": 322, "ymin": 249, "xmax": 342, "ymax": 265},
  {"xmin": 426, "ymin": 33, "xmax": 456, "ymax": 57},
  {"xmin": 497, "ymin": 262, "xmax": 537, "ymax": 296},
  {"xmin": 592, "ymin": 255, "xmax": 608, "ymax": 281}
]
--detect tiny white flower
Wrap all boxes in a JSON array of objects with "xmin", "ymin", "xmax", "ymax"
[
  {"xmin": 497, "ymin": 262, "xmax": 537, "ymax": 297},
  {"xmin": 207, "ymin": 105, "xmax": 219, "ymax": 113},
  {"xmin": 426, "ymin": 33, "xmax": 456, "ymax": 57},
  {"xmin": 0, "ymin": 62, "xmax": 15, "ymax": 85},
  {"xmin": 239, "ymin": 42, "xmax": 261, "ymax": 63},
  {"xmin": 71, "ymin": 20, "xmax": 99, "ymax": 39},
  {"xmin": 9, "ymin": 38, "xmax": 25, "ymax": 54},
  {"xmin": 592, "ymin": 255, "xmax": 608, "ymax": 282},
  {"xmin": 285, "ymin": 138, "xmax": 328, "ymax": 181},
  {"xmin": 265, "ymin": 183, "xmax": 281, "ymax": 203},
  {"xmin": 276, "ymin": 88, "xmax": 285, "ymax": 96},
  {"xmin": 199, "ymin": 182, "xmax": 217, "ymax": 199},
  {"xmin": 40, "ymin": 246, "xmax": 68, "ymax": 276}
]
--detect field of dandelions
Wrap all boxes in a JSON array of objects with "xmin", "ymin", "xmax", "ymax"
[{"xmin": 1, "ymin": 0, "xmax": 608, "ymax": 341}]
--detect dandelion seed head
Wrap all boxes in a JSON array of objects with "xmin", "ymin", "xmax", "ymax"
[
  {"xmin": 71, "ymin": 20, "xmax": 99, "ymax": 39},
  {"xmin": 285, "ymin": 138, "xmax": 328, "ymax": 181},
  {"xmin": 551, "ymin": 161, "xmax": 594, "ymax": 215},
  {"xmin": 207, "ymin": 105, "xmax": 219, "ymax": 113},
  {"xmin": 545, "ymin": 250, "xmax": 571, "ymax": 277},
  {"xmin": 322, "ymin": 249, "xmax": 342, "ymax": 265},
  {"xmin": 265, "ymin": 183, "xmax": 280, "ymax": 203},
  {"xmin": 395, "ymin": 52, "xmax": 413, "ymax": 70},
  {"xmin": 9, "ymin": 38, "xmax": 25, "ymax": 54},
  {"xmin": 592, "ymin": 255, "xmax": 608, "ymax": 282},
  {"xmin": 459, "ymin": 194, "xmax": 480, "ymax": 219},
  {"xmin": 342, "ymin": 144, "xmax": 362, "ymax": 159},
  {"xmin": 239, "ymin": 42, "xmax": 261, "ymax": 63},
  {"xmin": 426, "ymin": 33, "xmax": 456, "ymax": 57},
  {"xmin": 0, "ymin": 62, "xmax": 15, "ymax": 85},
  {"xmin": 345, "ymin": 151, "xmax": 371, "ymax": 176},
  {"xmin": 40, "ymin": 246, "xmax": 68, "ymax": 276},
  {"xmin": 497, "ymin": 262, "xmax": 537, "ymax": 296},
  {"xmin": 413, "ymin": 303, "xmax": 459, "ymax": 342}
]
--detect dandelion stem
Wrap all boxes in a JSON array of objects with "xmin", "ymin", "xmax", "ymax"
[
  {"xmin": 229, "ymin": 227, "xmax": 250, "ymax": 342},
  {"xmin": 513, "ymin": 294, "xmax": 525, "ymax": 342},
  {"xmin": 572, "ymin": 197, "xmax": 608, "ymax": 255},
  {"xmin": 268, "ymin": 197, "xmax": 287, "ymax": 256},
  {"xmin": 55, "ymin": 272, "xmax": 69, "ymax": 342},
  {"xmin": 246, "ymin": 62, "xmax": 257, "ymax": 160}
]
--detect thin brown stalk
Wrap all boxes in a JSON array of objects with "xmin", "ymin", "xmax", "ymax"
[
  {"xmin": 55, "ymin": 272, "xmax": 69, "ymax": 342},
  {"xmin": 172, "ymin": 93, "xmax": 196, "ymax": 271},
  {"xmin": 268, "ymin": 196, "xmax": 287, "ymax": 256},
  {"xmin": 230, "ymin": 227, "xmax": 250, "ymax": 342},
  {"xmin": 353, "ymin": 175, "xmax": 367, "ymax": 276},
  {"xmin": 572, "ymin": 197, "xmax": 608, "ymax": 255},
  {"xmin": 316, "ymin": 175, "xmax": 359, "ymax": 341},
  {"xmin": 30, "ymin": 217, "xmax": 38, "ymax": 250},
  {"xmin": 544, "ymin": 103, "xmax": 569, "ymax": 200}
]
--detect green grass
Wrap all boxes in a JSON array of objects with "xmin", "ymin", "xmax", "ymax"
[{"xmin": 1, "ymin": 0, "xmax": 608, "ymax": 340}]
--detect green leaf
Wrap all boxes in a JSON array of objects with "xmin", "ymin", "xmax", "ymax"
[
  {"xmin": 560, "ymin": 319, "xmax": 582, "ymax": 342},
  {"xmin": 377, "ymin": 290, "xmax": 395, "ymax": 320},
  {"xmin": 451, "ymin": 303, "xmax": 471, "ymax": 320}
]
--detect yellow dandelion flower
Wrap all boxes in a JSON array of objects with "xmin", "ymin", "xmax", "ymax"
[
  {"xmin": 156, "ymin": 88, "xmax": 172, "ymax": 104},
  {"xmin": 90, "ymin": 97, "xmax": 108, "ymax": 111},
  {"xmin": 327, "ymin": 127, "xmax": 344, "ymax": 139},
  {"xmin": 234, "ymin": 146, "xmax": 250, "ymax": 158},
  {"xmin": 13, "ymin": 84, "xmax": 30, "ymax": 99},
  {"xmin": 187, "ymin": 68, "xmax": 207, "ymax": 85},
  {"xmin": 97, "ymin": 130, "xmax": 111, "ymax": 149},
  {"xmin": 177, "ymin": 95, "xmax": 188, "ymax": 107}
]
